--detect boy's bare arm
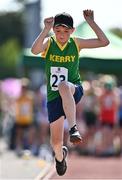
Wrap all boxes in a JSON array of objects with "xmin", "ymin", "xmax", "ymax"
[
  {"xmin": 76, "ymin": 10, "xmax": 110, "ymax": 50},
  {"xmin": 31, "ymin": 17, "xmax": 54, "ymax": 55}
]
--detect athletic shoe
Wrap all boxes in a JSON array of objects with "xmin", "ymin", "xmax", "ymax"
[
  {"xmin": 55, "ymin": 146, "xmax": 68, "ymax": 176},
  {"xmin": 69, "ymin": 125, "xmax": 82, "ymax": 144}
]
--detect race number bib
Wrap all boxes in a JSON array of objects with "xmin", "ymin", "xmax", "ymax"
[{"xmin": 50, "ymin": 67, "xmax": 68, "ymax": 91}]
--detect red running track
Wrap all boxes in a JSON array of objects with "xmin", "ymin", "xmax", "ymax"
[{"xmin": 45, "ymin": 153, "xmax": 122, "ymax": 180}]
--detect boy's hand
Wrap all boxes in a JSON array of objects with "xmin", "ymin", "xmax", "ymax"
[
  {"xmin": 44, "ymin": 17, "xmax": 54, "ymax": 31},
  {"xmin": 83, "ymin": 9, "xmax": 94, "ymax": 21}
]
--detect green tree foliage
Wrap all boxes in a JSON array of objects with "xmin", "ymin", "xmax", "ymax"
[
  {"xmin": 0, "ymin": 12, "xmax": 23, "ymax": 78},
  {"xmin": 110, "ymin": 28, "xmax": 122, "ymax": 39},
  {"xmin": 0, "ymin": 39, "xmax": 21, "ymax": 78},
  {"xmin": 0, "ymin": 38, "xmax": 21, "ymax": 66},
  {"xmin": 0, "ymin": 12, "xmax": 24, "ymax": 46}
]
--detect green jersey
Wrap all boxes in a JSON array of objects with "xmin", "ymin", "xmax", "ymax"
[{"xmin": 42, "ymin": 36, "xmax": 81, "ymax": 102}]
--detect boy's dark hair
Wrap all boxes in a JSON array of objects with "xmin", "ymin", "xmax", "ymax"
[{"xmin": 54, "ymin": 12, "xmax": 73, "ymax": 29}]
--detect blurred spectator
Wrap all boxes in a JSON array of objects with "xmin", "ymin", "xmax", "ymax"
[
  {"xmin": 1, "ymin": 91, "xmax": 15, "ymax": 147},
  {"xmin": 33, "ymin": 84, "xmax": 50, "ymax": 155},
  {"xmin": 75, "ymin": 81, "xmax": 99, "ymax": 155},
  {"xmin": 99, "ymin": 81, "xmax": 118, "ymax": 127},
  {"xmin": 117, "ymin": 86, "xmax": 122, "ymax": 154},
  {"xmin": 96, "ymin": 77, "xmax": 119, "ymax": 156},
  {"xmin": 81, "ymin": 81, "xmax": 99, "ymax": 153},
  {"xmin": 14, "ymin": 78, "xmax": 35, "ymax": 156},
  {"xmin": 82, "ymin": 82, "xmax": 99, "ymax": 128},
  {"xmin": 0, "ymin": 81, "xmax": 2, "ymax": 136},
  {"xmin": 118, "ymin": 86, "xmax": 122, "ymax": 127}
]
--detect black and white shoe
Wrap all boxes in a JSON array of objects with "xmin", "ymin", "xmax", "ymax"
[
  {"xmin": 69, "ymin": 125, "xmax": 82, "ymax": 144},
  {"xmin": 55, "ymin": 146, "xmax": 68, "ymax": 176}
]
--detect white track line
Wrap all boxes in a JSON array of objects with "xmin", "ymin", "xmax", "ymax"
[
  {"xmin": 42, "ymin": 164, "xmax": 56, "ymax": 180},
  {"xmin": 34, "ymin": 163, "xmax": 53, "ymax": 180}
]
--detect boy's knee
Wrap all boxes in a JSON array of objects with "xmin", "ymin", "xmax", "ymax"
[{"xmin": 58, "ymin": 81, "xmax": 70, "ymax": 94}]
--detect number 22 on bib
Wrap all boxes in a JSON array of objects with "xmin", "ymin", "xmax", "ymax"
[{"xmin": 50, "ymin": 67, "xmax": 68, "ymax": 91}]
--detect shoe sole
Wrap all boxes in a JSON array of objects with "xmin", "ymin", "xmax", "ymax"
[{"xmin": 70, "ymin": 136, "xmax": 82, "ymax": 144}]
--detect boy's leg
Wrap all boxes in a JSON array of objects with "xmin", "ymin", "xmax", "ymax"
[
  {"xmin": 50, "ymin": 116, "xmax": 64, "ymax": 161},
  {"xmin": 58, "ymin": 81, "xmax": 82, "ymax": 144},
  {"xmin": 58, "ymin": 81, "xmax": 76, "ymax": 128},
  {"xmin": 50, "ymin": 116, "xmax": 68, "ymax": 176}
]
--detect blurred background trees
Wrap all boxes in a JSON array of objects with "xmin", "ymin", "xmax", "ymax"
[
  {"xmin": 0, "ymin": 0, "xmax": 122, "ymax": 79},
  {"xmin": 110, "ymin": 28, "xmax": 122, "ymax": 39},
  {"xmin": 0, "ymin": 0, "xmax": 41, "ymax": 79},
  {"xmin": 0, "ymin": 12, "xmax": 24, "ymax": 78}
]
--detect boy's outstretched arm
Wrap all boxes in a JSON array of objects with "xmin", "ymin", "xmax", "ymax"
[
  {"xmin": 31, "ymin": 17, "xmax": 54, "ymax": 55},
  {"xmin": 76, "ymin": 9, "xmax": 110, "ymax": 50}
]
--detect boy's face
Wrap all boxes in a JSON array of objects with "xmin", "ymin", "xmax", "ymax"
[{"xmin": 53, "ymin": 26, "xmax": 74, "ymax": 45}]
